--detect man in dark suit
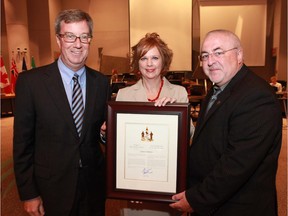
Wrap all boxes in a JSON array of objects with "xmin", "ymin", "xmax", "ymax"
[
  {"xmin": 170, "ymin": 29, "xmax": 282, "ymax": 215},
  {"xmin": 13, "ymin": 9, "xmax": 110, "ymax": 216}
]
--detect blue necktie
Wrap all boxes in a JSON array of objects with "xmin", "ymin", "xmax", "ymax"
[{"xmin": 72, "ymin": 74, "xmax": 84, "ymax": 137}]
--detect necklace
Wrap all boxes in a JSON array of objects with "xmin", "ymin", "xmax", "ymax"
[{"xmin": 147, "ymin": 79, "xmax": 164, "ymax": 102}]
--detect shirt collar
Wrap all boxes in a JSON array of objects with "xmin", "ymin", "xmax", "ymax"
[
  {"xmin": 215, "ymin": 81, "xmax": 229, "ymax": 92},
  {"xmin": 57, "ymin": 57, "xmax": 85, "ymax": 85}
]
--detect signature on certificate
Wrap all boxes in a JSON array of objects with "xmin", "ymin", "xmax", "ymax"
[{"xmin": 142, "ymin": 167, "xmax": 153, "ymax": 176}]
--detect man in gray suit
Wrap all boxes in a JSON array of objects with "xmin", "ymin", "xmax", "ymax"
[
  {"xmin": 13, "ymin": 9, "xmax": 110, "ymax": 216},
  {"xmin": 170, "ymin": 29, "xmax": 282, "ymax": 216}
]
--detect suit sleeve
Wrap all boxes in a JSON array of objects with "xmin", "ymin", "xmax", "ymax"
[
  {"xmin": 13, "ymin": 73, "xmax": 39, "ymax": 201},
  {"xmin": 185, "ymin": 88, "xmax": 282, "ymax": 214},
  {"xmin": 177, "ymin": 86, "xmax": 189, "ymax": 103}
]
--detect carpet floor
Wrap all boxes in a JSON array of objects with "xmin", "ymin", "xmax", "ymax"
[{"xmin": 1, "ymin": 117, "xmax": 287, "ymax": 216}]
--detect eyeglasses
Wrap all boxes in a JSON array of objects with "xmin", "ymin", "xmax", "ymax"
[
  {"xmin": 199, "ymin": 47, "xmax": 238, "ymax": 62},
  {"xmin": 57, "ymin": 32, "xmax": 92, "ymax": 44}
]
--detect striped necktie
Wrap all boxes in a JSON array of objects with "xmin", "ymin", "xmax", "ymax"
[
  {"xmin": 72, "ymin": 74, "xmax": 84, "ymax": 137},
  {"xmin": 205, "ymin": 85, "xmax": 221, "ymax": 115}
]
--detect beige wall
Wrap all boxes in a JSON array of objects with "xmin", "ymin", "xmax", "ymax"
[
  {"xmin": 88, "ymin": 0, "xmax": 129, "ymax": 71},
  {"xmin": 1, "ymin": 0, "xmax": 286, "ymax": 80},
  {"xmin": 1, "ymin": 2, "xmax": 9, "ymax": 68},
  {"xmin": 270, "ymin": 0, "xmax": 288, "ymax": 81},
  {"xmin": 27, "ymin": 0, "xmax": 52, "ymax": 67},
  {"xmin": 130, "ymin": 0, "xmax": 192, "ymax": 71},
  {"xmin": 3, "ymin": 0, "xmax": 30, "ymax": 71},
  {"xmin": 2, "ymin": 0, "xmax": 129, "ymax": 73},
  {"xmin": 200, "ymin": 3, "xmax": 267, "ymax": 66}
]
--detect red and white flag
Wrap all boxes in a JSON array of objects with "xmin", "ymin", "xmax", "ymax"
[
  {"xmin": 0, "ymin": 55, "xmax": 12, "ymax": 94},
  {"xmin": 10, "ymin": 57, "xmax": 19, "ymax": 94}
]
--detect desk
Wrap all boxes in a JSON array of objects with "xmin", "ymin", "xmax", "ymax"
[
  {"xmin": 189, "ymin": 95, "xmax": 206, "ymax": 122},
  {"xmin": 1, "ymin": 94, "xmax": 15, "ymax": 116},
  {"xmin": 276, "ymin": 91, "xmax": 287, "ymax": 98},
  {"xmin": 275, "ymin": 91, "xmax": 287, "ymax": 117},
  {"xmin": 189, "ymin": 95, "xmax": 206, "ymax": 102},
  {"xmin": 189, "ymin": 95, "xmax": 206, "ymax": 108},
  {"xmin": 111, "ymin": 82, "xmax": 126, "ymax": 93},
  {"xmin": 278, "ymin": 97, "xmax": 287, "ymax": 118}
]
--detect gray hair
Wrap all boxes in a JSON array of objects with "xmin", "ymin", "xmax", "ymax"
[{"xmin": 55, "ymin": 9, "xmax": 93, "ymax": 35}]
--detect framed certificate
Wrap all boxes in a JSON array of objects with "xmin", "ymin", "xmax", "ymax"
[{"xmin": 106, "ymin": 101, "xmax": 190, "ymax": 203}]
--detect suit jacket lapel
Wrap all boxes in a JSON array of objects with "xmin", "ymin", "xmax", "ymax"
[
  {"xmin": 193, "ymin": 89, "xmax": 211, "ymax": 139},
  {"xmin": 79, "ymin": 67, "xmax": 98, "ymax": 140},
  {"xmin": 192, "ymin": 65, "xmax": 249, "ymax": 141},
  {"xmin": 43, "ymin": 62, "xmax": 79, "ymax": 138},
  {"xmin": 193, "ymin": 88, "xmax": 231, "ymax": 141},
  {"xmin": 131, "ymin": 80, "xmax": 148, "ymax": 101}
]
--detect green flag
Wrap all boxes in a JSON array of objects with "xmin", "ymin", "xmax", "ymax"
[{"xmin": 31, "ymin": 56, "xmax": 36, "ymax": 69}]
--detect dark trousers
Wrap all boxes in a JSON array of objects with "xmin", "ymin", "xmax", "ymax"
[{"xmin": 69, "ymin": 167, "xmax": 105, "ymax": 216}]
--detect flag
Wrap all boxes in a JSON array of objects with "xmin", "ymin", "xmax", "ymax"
[
  {"xmin": 10, "ymin": 57, "xmax": 19, "ymax": 94},
  {"xmin": 22, "ymin": 56, "xmax": 27, "ymax": 71},
  {"xmin": 0, "ymin": 55, "xmax": 12, "ymax": 94},
  {"xmin": 31, "ymin": 56, "xmax": 36, "ymax": 69}
]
